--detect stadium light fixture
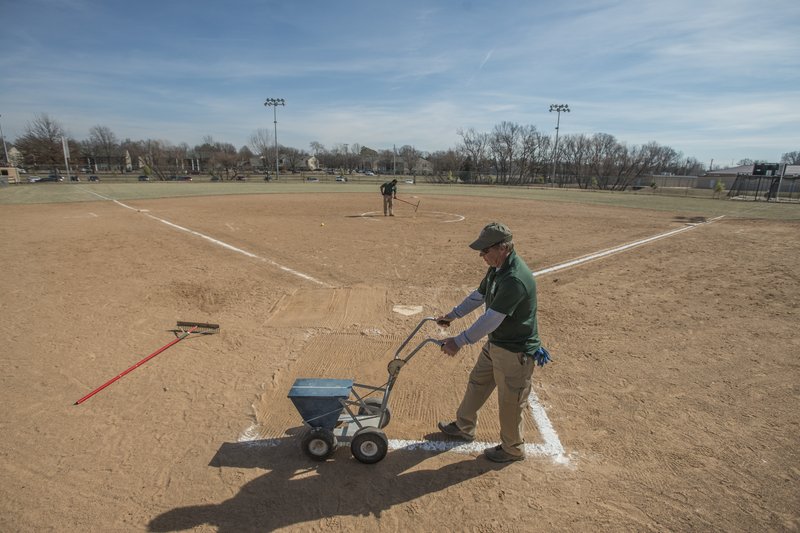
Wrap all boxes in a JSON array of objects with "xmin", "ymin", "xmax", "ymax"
[
  {"xmin": 264, "ymin": 98, "xmax": 285, "ymax": 179},
  {"xmin": 549, "ymin": 104, "xmax": 570, "ymax": 185}
]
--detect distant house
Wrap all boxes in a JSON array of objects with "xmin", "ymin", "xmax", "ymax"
[
  {"xmin": 8, "ymin": 147, "xmax": 23, "ymax": 168},
  {"xmin": 0, "ymin": 166, "xmax": 22, "ymax": 184}
]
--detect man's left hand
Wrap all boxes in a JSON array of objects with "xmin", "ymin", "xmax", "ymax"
[{"xmin": 441, "ymin": 338, "xmax": 460, "ymax": 356}]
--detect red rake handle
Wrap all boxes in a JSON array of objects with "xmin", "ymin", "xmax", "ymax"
[
  {"xmin": 74, "ymin": 326, "xmax": 198, "ymax": 405},
  {"xmin": 395, "ymin": 197, "xmax": 420, "ymax": 211}
]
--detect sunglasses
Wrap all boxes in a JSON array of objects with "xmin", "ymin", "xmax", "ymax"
[{"xmin": 480, "ymin": 243, "xmax": 500, "ymax": 254}]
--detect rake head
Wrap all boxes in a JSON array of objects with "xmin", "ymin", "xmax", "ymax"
[
  {"xmin": 396, "ymin": 197, "xmax": 421, "ymax": 212},
  {"xmin": 175, "ymin": 321, "xmax": 220, "ymax": 334}
]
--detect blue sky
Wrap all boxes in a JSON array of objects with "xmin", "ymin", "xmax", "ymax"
[{"xmin": 1, "ymin": 0, "xmax": 798, "ymax": 168}]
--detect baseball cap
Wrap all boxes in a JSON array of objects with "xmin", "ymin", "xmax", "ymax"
[{"xmin": 469, "ymin": 222, "xmax": 513, "ymax": 250}]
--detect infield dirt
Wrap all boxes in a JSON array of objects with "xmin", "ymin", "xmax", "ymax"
[{"xmin": 1, "ymin": 191, "xmax": 798, "ymax": 531}]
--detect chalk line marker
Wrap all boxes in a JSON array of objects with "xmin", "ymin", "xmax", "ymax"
[{"xmin": 80, "ymin": 189, "xmax": 331, "ymax": 287}]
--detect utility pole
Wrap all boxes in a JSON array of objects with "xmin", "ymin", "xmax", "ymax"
[
  {"xmin": 0, "ymin": 114, "xmax": 9, "ymax": 165},
  {"xmin": 549, "ymin": 104, "xmax": 570, "ymax": 186},
  {"xmin": 264, "ymin": 98, "xmax": 285, "ymax": 179}
]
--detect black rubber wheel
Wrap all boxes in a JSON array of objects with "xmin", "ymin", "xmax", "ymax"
[
  {"xmin": 358, "ymin": 397, "xmax": 391, "ymax": 429},
  {"xmin": 301, "ymin": 428, "xmax": 337, "ymax": 461},
  {"xmin": 350, "ymin": 427, "xmax": 388, "ymax": 464}
]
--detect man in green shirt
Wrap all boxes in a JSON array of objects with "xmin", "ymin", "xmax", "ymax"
[
  {"xmin": 380, "ymin": 179, "xmax": 397, "ymax": 216},
  {"xmin": 436, "ymin": 222, "xmax": 547, "ymax": 463}
]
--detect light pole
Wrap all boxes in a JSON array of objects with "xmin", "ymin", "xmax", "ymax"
[
  {"xmin": 0, "ymin": 114, "xmax": 9, "ymax": 165},
  {"xmin": 263, "ymin": 98, "xmax": 285, "ymax": 179},
  {"xmin": 549, "ymin": 104, "xmax": 570, "ymax": 185}
]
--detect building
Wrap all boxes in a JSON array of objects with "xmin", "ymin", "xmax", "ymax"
[{"xmin": 0, "ymin": 166, "xmax": 22, "ymax": 184}]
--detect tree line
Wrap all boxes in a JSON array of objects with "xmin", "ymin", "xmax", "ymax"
[{"xmin": 6, "ymin": 113, "xmax": 799, "ymax": 188}]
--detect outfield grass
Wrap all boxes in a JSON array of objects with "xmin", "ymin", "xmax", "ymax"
[{"xmin": 1, "ymin": 180, "xmax": 798, "ymax": 220}]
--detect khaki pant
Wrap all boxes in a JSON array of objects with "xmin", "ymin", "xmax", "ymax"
[
  {"xmin": 383, "ymin": 194, "xmax": 394, "ymax": 215},
  {"xmin": 456, "ymin": 342, "xmax": 534, "ymax": 457}
]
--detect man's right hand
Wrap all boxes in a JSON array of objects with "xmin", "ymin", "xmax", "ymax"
[{"xmin": 441, "ymin": 337, "xmax": 460, "ymax": 356}]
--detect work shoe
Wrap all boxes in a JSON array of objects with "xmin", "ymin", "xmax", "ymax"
[
  {"xmin": 437, "ymin": 421, "xmax": 475, "ymax": 442},
  {"xmin": 484, "ymin": 445, "xmax": 525, "ymax": 463}
]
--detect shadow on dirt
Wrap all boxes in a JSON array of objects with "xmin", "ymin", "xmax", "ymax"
[
  {"xmin": 673, "ymin": 215, "xmax": 707, "ymax": 224},
  {"xmin": 148, "ymin": 439, "xmax": 504, "ymax": 532}
]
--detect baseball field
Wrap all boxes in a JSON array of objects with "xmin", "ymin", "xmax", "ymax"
[{"xmin": 1, "ymin": 182, "xmax": 798, "ymax": 531}]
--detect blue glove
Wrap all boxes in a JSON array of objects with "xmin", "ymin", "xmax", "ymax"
[{"xmin": 532, "ymin": 346, "xmax": 551, "ymax": 367}]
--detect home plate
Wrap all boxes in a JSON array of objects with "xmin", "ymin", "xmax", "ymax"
[{"xmin": 393, "ymin": 305, "xmax": 423, "ymax": 316}]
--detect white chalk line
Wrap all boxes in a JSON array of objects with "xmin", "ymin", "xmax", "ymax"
[
  {"xmin": 359, "ymin": 210, "xmax": 465, "ymax": 223},
  {"xmin": 83, "ymin": 187, "xmax": 718, "ymax": 464},
  {"xmin": 80, "ymin": 188, "xmax": 331, "ymax": 287},
  {"xmin": 238, "ymin": 216, "xmax": 725, "ymax": 465},
  {"xmin": 533, "ymin": 215, "xmax": 724, "ymax": 277},
  {"xmin": 237, "ymin": 382, "xmax": 568, "ymax": 462}
]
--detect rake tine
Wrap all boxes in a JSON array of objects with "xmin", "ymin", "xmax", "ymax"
[{"xmin": 176, "ymin": 321, "xmax": 220, "ymax": 334}]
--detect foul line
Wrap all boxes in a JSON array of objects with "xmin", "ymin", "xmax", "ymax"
[
  {"xmin": 83, "ymin": 187, "xmax": 721, "ymax": 465},
  {"xmin": 81, "ymin": 189, "xmax": 331, "ymax": 287},
  {"xmin": 534, "ymin": 215, "xmax": 725, "ymax": 277},
  {"xmin": 238, "ymin": 216, "xmax": 725, "ymax": 465}
]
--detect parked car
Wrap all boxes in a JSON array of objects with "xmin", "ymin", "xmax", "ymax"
[
  {"xmin": 306, "ymin": 177, "xmax": 320, "ymax": 182},
  {"xmin": 70, "ymin": 175, "xmax": 80, "ymax": 182},
  {"xmin": 234, "ymin": 175, "xmax": 247, "ymax": 181},
  {"xmin": 138, "ymin": 175, "xmax": 150, "ymax": 181},
  {"xmin": 364, "ymin": 171, "xmax": 375, "ymax": 176},
  {"xmin": 335, "ymin": 176, "xmax": 347, "ymax": 182},
  {"xmin": 88, "ymin": 175, "xmax": 100, "ymax": 182},
  {"xmin": 39, "ymin": 175, "xmax": 64, "ymax": 183},
  {"xmin": 27, "ymin": 176, "xmax": 42, "ymax": 183},
  {"xmin": 179, "ymin": 176, "xmax": 192, "ymax": 181},
  {"xmin": 405, "ymin": 179, "xmax": 415, "ymax": 184}
]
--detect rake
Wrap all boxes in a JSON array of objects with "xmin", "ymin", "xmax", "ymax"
[
  {"xmin": 74, "ymin": 321, "xmax": 219, "ymax": 405},
  {"xmin": 395, "ymin": 197, "xmax": 421, "ymax": 212}
]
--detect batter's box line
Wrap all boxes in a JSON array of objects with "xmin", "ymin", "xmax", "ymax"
[
  {"xmin": 238, "ymin": 387, "xmax": 569, "ymax": 466},
  {"xmin": 388, "ymin": 387, "xmax": 567, "ymax": 465}
]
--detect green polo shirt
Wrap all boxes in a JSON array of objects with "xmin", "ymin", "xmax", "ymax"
[
  {"xmin": 478, "ymin": 250, "xmax": 540, "ymax": 354},
  {"xmin": 380, "ymin": 181, "xmax": 396, "ymax": 195}
]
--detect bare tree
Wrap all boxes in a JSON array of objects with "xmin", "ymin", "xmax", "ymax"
[
  {"xmin": 14, "ymin": 113, "xmax": 67, "ymax": 170},
  {"xmin": 88, "ymin": 125, "xmax": 119, "ymax": 171},
  {"xmin": 781, "ymin": 151, "xmax": 800, "ymax": 164},
  {"xmin": 489, "ymin": 121, "xmax": 520, "ymax": 183},
  {"xmin": 309, "ymin": 141, "xmax": 325, "ymax": 156},
  {"xmin": 398, "ymin": 145, "xmax": 420, "ymax": 176},
  {"xmin": 359, "ymin": 146, "xmax": 379, "ymax": 171},
  {"xmin": 426, "ymin": 149, "xmax": 465, "ymax": 182},
  {"xmin": 281, "ymin": 147, "xmax": 308, "ymax": 172},
  {"xmin": 457, "ymin": 128, "xmax": 490, "ymax": 181},
  {"xmin": 516, "ymin": 125, "xmax": 549, "ymax": 184},
  {"xmin": 561, "ymin": 134, "xmax": 592, "ymax": 188},
  {"xmin": 249, "ymin": 129, "xmax": 273, "ymax": 172}
]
